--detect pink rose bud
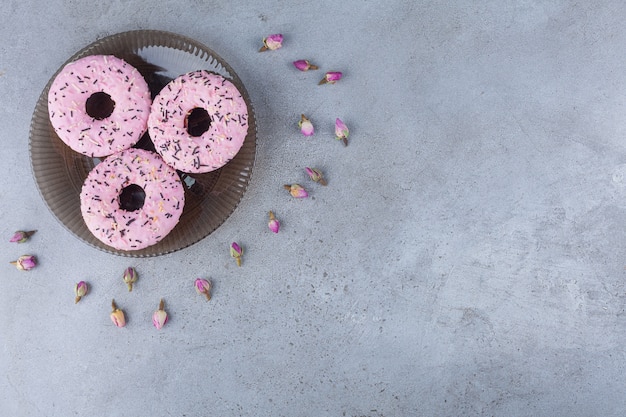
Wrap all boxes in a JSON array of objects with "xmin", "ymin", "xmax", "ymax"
[
  {"xmin": 9, "ymin": 230, "xmax": 36, "ymax": 243},
  {"xmin": 259, "ymin": 34, "xmax": 283, "ymax": 52},
  {"xmin": 268, "ymin": 211, "xmax": 280, "ymax": 233},
  {"xmin": 284, "ymin": 184, "xmax": 309, "ymax": 198},
  {"xmin": 230, "ymin": 242, "xmax": 243, "ymax": 267},
  {"xmin": 299, "ymin": 114, "xmax": 314, "ymax": 136},
  {"xmin": 293, "ymin": 60, "xmax": 319, "ymax": 71},
  {"xmin": 194, "ymin": 278, "xmax": 213, "ymax": 301},
  {"xmin": 335, "ymin": 118, "xmax": 349, "ymax": 146},
  {"xmin": 152, "ymin": 299, "xmax": 168, "ymax": 330},
  {"xmin": 122, "ymin": 267, "xmax": 137, "ymax": 292},
  {"xmin": 110, "ymin": 299, "xmax": 126, "ymax": 328},
  {"xmin": 305, "ymin": 167, "xmax": 327, "ymax": 186},
  {"xmin": 319, "ymin": 71, "xmax": 343, "ymax": 85},
  {"xmin": 74, "ymin": 281, "xmax": 88, "ymax": 304},
  {"xmin": 10, "ymin": 255, "xmax": 37, "ymax": 271}
]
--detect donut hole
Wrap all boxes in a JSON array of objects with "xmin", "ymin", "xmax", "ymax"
[
  {"xmin": 186, "ymin": 107, "xmax": 211, "ymax": 137},
  {"xmin": 86, "ymin": 92, "xmax": 115, "ymax": 120},
  {"xmin": 118, "ymin": 184, "xmax": 146, "ymax": 212}
]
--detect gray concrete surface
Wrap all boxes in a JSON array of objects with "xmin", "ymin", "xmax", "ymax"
[{"xmin": 2, "ymin": 0, "xmax": 626, "ymax": 416}]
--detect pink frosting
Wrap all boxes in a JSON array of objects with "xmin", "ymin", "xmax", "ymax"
[
  {"xmin": 48, "ymin": 55, "xmax": 151, "ymax": 157},
  {"xmin": 148, "ymin": 70, "xmax": 249, "ymax": 173},
  {"xmin": 80, "ymin": 148, "xmax": 185, "ymax": 251}
]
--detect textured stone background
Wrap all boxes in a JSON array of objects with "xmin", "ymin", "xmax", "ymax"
[{"xmin": 2, "ymin": 1, "xmax": 626, "ymax": 416}]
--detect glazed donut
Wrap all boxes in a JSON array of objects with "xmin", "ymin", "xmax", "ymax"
[
  {"xmin": 48, "ymin": 55, "xmax": 151, "ymax": 157},
  {"xmin": 148, "ymin": 70, "xmax": 249, "ymax": 173},
  {"xmin": 80, "ymin": 148, "xmax": 185, "ymax": 251}
]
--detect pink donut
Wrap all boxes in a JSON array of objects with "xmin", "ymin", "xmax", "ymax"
[
  {"xmin": 80, "ymin": 148, "xmax": 185, "ymax": 251},
  {"xmin": 48, "ymin": 55, "xmax": 152, "ymax": 157},
  {"xmin": 148, "ymin": 70, "xmax": 249, "ymax": 173}
]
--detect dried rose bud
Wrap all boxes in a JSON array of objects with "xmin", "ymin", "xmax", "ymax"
[
  {"xmin": 194, "ymin": 278, "xmax": 213, "ymax": 301},
  {"xmin": 319, "ymin": 71, "xmax": 343, "ymax": 85},
  {"xmin": 335, "ymin": 118, "xmax": 349, "ymax": 146},
  {"xmin": 230, "ymin": 242, "xmax": 243, "ymax": 267},
  {"xmin": 9, "ymin": 230, "xmax": 36, "ymax": 243},
  {"xmin": 299, "ymin": 114, "xmax": 314, "ymax": 136},
  {"xmin": 10, "ymin": 255, "xmax": 37, "ymax": 271},
  {"xmin": 122, "ymin": 267, "xmax": 137, "ymax": 292},
  {"xmin": 268, "ymin": 211, "xmax": 280, "ymax": 233},
  {"xmin": 74, "ymin": 281, "xmax": 88, "ymax": 304},
  {"xmin": 284, "ymin": 184, "xmax": 309, "ymax": 198},
  {"xmin": 110, "ymin": 299, "xmax": 126, "ymax": 328},
  {"xmin": 293, "ymin": 59, "xmax": 319, "ymax": 71},
  {"xmin": 259, "ymin": 34, "xmax": 283, "ymax": 52},
  {"xmin": 305, "ymin": 167, "xmax": 328, "ymax": 186},
  {"xmin": 152, "ymin": 299, "xmax": 168, "ymax": 330}
]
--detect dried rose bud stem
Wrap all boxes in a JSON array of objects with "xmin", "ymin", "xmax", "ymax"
[
  {"xmin": 194, "ymin": 278, "xmax": 213, "ymax": 301},
  {"xmin": 268, "ymin": 211, "xmax": 281, "ymax": 234},
  {"xmin": 319, "ymin": 71, "xmax": 343, "ymax": 85},
  {"xmin": 10, "ymin": 255, "xmax": 37, "ymax": 271},
  {"xmin": 123, "ymin": 267, "xmax": 137, "ymax": 292},
  {"xmin": 74, "ymin": 281, "xmax": 88, "ymax": 304},
  {"xmin": 259, "ymin": 34, "xmax": 283, "ymax": 52},
  {"xmin": 152, "ymin": 299, "xmax": 168, "ymax": 330},
  {"xmin": 293, "ymin": 60, "xmax": 319, "ymax": 71},
  {"xmin": 10, "ymin": 230, "xmax": 37, "ymax": 243},
  {"xmin": 299, "ymin": 114, "xmax": 314, "ymax": 136},
  {"xmin": 284, "ymin": 184, "xmax": 309, "ymax": 198},
  {"xmin": 110, "ymin": 299, "xmax": 126, "ymax": 327},
  {"xmin": 306, "ymin": 167, "xmax": 328, "ymax": 186},
  {"xmin": 230, "ymin": 242, "xmax": 243, "ymax": 267}
]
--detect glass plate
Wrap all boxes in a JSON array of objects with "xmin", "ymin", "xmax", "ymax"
[{"xmin": 29, "ymin": 30, "xmax": 257, "ymax": 257}]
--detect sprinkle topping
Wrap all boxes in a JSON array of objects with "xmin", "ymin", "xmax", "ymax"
[
  {"xmin": 47, "ymin": 55, "xmax": 152, "ymax": 158},
  {"xmin": 148, "ymin": 70, "xmax": 249, "ymax": 173},
  {"xmin": 80, "ymin": 148, "xmax": 185, "ymax": 251}
]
